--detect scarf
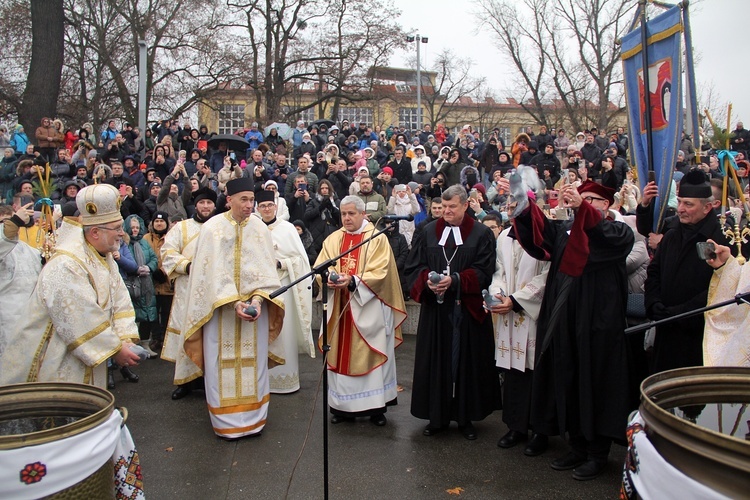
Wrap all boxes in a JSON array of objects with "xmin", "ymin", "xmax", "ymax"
[{"xmin": 131, "ymin": 237, "xmax": 155, "ymax": 305}]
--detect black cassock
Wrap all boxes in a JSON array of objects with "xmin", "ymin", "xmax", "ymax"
[
  {"xmin": 405, "ymin": 215, "xmax": 501, "ymax": 427},
  {"xmin": 512, "ymin": 201, "xmax": 634, "ymax": 443}
]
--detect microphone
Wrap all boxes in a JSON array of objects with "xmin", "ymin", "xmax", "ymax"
[
  {"xmin": 328, "ymin": 270, "xmax": 340, "ymax": 283},
  {"xmin": 244, "ymin": 304, "xmax": 258, "ymax": 317},
  {"xmin": 428, "ymin": 271, "xmax": 444, "ymax": 304},
  {"xmin": 381, "ymin": 214, "xmax": 414, "ymax": 221}
]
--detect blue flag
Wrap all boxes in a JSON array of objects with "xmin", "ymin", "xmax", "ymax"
[{"xmin": 622, "ymin": 6, "xmax": 683, "ymax": 231}]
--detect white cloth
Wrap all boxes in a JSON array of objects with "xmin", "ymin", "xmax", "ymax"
[
  {"xmin": 704, "ymin": 255, "xmax": 750, "ymax": 367},
  {"xmin": 438, "ymin": 226, "xmax": 463, "ymax": 247},
  {"xmin": 326, "ymin": 279, "xmax": 398, "ymax": 413},
  {"xmin": 267, "ymin": 218, "xmax": 315, "ymax": 393},
  {"xmin": 0, "ymin": 411, "xmax": 144, "ymax": 500},
  {"xmin": 621, "ymin": 411, "xmax": 729, "ymax": 500},
  {"xmin": 0, "ymin": 222, "xmax": 41, "ymax": 358},
  {"xmin": 490, "ymin": 228, "xmax": 549, "ymax": 371}
]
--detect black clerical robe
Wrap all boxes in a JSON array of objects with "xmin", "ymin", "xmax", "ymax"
[
  {"xmin": 511, "ymin": 201, "xmax": 634, "ymax": 442},
  {"xmin": 406, "ymin": 215, "xmax": 501, "ymax": 427}
]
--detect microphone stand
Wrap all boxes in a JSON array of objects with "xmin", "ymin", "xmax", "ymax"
[
  {"xmin": 268, "ymin": 219, "xmax": 396, "ymax": 500},
  {"xmin": 624, "ymin": 291, "xmax": 750, "ymax": 334}
]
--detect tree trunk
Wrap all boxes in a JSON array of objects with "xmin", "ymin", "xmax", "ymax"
[{"xmin": 19, "ymin": 0, "xmax": 64, "ymax": 138}]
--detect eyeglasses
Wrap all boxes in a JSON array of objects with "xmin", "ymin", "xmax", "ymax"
[
  {"xmin": 258, "ymin": 204, "xmax": 276, "ymax": 210},
  {"xmin": 583, "ymin": 196, "xmax": 607, "ymax": 203},
  {"xmin": 96, "ymin": 225, "xmax": 124, "ymax": 234}
]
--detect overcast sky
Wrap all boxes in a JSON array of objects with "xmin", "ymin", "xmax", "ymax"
[{"xmin": 392, "ymin": 0, "xmax": 747, "ymax": 128}]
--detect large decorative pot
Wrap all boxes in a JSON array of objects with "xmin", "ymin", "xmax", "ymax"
[
  {"xmin": 639, "ymin": 366, "xmax": 750, "ymax": 497},
  {"xmin": 0, "ymin": 382, "xmax": 121, "ymax": 499}
]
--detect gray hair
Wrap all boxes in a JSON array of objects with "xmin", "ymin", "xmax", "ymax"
[
  {"xmin": 442, "ymin": 185, "xmax": 468, "ymax": 203},
  {"xmin": 340, "ymin": 195, "xmax": 365, "ymax": 212}
]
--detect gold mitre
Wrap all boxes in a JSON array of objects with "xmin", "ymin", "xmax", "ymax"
[{"xmin": 76, "ymin": 183, "xmax": 123, "ymax": 225}]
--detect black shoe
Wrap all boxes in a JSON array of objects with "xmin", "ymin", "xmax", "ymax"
[
  {"xmin": 497, "ymin": 430, "xmax": 527, "ymax": 448},
  {"xmin": 120, "ymin": 367, "xmax": 139, "ymax": 383},
  {"xmin": 172, "ymin": 385, "xmax": 192, "ymax": 400},
  {"xmin": 523, "ymin": 433, "xmax": 549, "ymax": 456},
  {"xmin": 460, "ymin": 422, "xmax": 477, "ymax": 441},
  {"xmin": 370, "ymin": 414, "xmax": 387, "ymax": 426},
  {"xmin": 423, "ymin": 425, "xmax": 444, "ymax": 436},
  {"xmin": 331, "ymin": 414, "xmax": 354, "ymax": 424},
  {"xmin": 550, "ymin": 452, "xmax": 587, "ymax": 471},
  {"xmin": 572, "ymin": 460, "xmax": 607, "ymax": 481},
  {"xmin": 107, "ymin": 370, "xmax": 115, "ymax": 390}
]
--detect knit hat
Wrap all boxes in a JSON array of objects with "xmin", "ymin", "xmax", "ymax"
[
  {"xmin": 153, "ymin": 211, "xmax": 170, "ymax": 223},
  {"xmin": 381, "ymin": 167, "xmax": 393, "ymax": 176},
  {"xmin": 192, "ymin": 187, "xmax": 217, "ymax": 205},
  {"xmin": 264, "ymin": 180, "xmax": 279, "ymax": 190},
  {"xmin": 76, "ymin": 183, "xmax": 123, "ymax": 226}
]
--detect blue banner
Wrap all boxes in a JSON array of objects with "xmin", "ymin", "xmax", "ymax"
[{"xmin": 622, "ymin": 6, "xmax": 683, "ymax": 231}]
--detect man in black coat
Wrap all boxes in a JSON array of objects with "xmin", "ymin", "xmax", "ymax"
[
  {"xmin": 388, "ymin": 147, "xmax": 412, "ymax": 184},
  {"xmin": 507, "ymin": 177, "xmax": 634, "ymax": 481},
  {"xmin": 530, "ymin": 143, "xmax": 561, "ymax": 186},
  {"xmin": 535, "ymin": 125, "xmax": 554, "ymax": 151},
  {"xmin": 643, "ymin": 170, "xmax": 730, "ymax": 374}
]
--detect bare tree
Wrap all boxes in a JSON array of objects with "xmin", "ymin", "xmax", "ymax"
[
  {"xmin": 476, "ymin": 0, "xmax": 634, "ymax": 132},
  {"xmin": 417, "ymin": 49, "xmax": 486, "ymax": 130}
]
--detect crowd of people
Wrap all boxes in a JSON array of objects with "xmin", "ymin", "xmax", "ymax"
[{"xmin": 1, "ymin": 114, "xmax": 748, "ymax": 490}]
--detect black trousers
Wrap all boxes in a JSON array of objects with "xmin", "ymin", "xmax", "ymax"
[{"xmin": 502, "ymin": 368, "xmax": 533, "ymax": 433}]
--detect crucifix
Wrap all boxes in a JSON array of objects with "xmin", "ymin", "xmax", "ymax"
[{"xmin": 513, "ymin": 342, "xmax": 525, "ymax": 360}]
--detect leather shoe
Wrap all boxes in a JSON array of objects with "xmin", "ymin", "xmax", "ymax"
[
  {"xmin": 523, "ymin": 433, "xmax": 549, "ymax": 456},
  {"xmin": 550, "ymin": 452, "xmax": 587, "ymax": 471},
  {"xmin": 460, "ymin": 422, "xmax": 477, "ymax": 441},
  {"xmin": 572, "ymin": 460, "xmax": 607, "ymax": 481},
  {"xmin": 120, "ymin": 367, "xmax": 139, "ymax": 383},
  {"xmin": 497, "ymin": 430, "xmax": 527, "ymax": 448},
  {"xmin": 171, "ymin": 385, "xmax": 192, "ymax": 400},
  {"xmin": 331, "ymin": 414, "xmax": 353, "ymax": 424},
  {"xmin": 423, "ymin": 425, "xmax": 444, "ymax": 436},
  {"xmin": 370, "ymin": 414, "xmax": 387, "ymax": 426}
]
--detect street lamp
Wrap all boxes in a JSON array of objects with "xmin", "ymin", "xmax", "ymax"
[{"xmin": 406, "ymin": 34, "xmax": 428, "ymax": 131}]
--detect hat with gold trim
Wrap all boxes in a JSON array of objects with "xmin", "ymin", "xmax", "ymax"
[{"xmin": 76, "ymin": 183, "xmax": 123, "ymax": 226}]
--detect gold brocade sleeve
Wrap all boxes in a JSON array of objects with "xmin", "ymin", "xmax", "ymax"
[{"xmin": 37, "ymin": 255, "xmax": 125, "ymax": 368}]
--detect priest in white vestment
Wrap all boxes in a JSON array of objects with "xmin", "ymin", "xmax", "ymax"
[
  {"xmin": 255, "ymin": 190, "xmax": 315, "ymax": 393},
  {"xmin": 704, "ymin": 240, "xmax": 750, "ymax": 367},
  {"xmin": 488, "ymin": 225, "xmax": 550, "ymax": 453},
  {"xmin": 181, "ymin": 178, "xmax": 285, "ymax": 439},
  {"xmin": 0, "ymin": 184, "xmax": 142, "ymax": 388},
  {"xmin": 160, "ymin": 187, "xmax": 217, "ymax": 400},
  {"xmin": 314, "ymin": 195, "xmax": 406, "ymax": 426}
]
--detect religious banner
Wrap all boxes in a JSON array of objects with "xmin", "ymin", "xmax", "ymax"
[{"xmin": 621, "ymin": 5, "xmax": 683, "ymax": 231}]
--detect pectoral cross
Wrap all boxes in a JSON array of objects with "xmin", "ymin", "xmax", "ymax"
[
  {"xmin": 498, "ymin": 341, "xmax": 509, "ymax": 358},
  {"xmin": 513, "ymin": 342, "xmax": 525, "ymax": 360},
  {"xmin": 443, "ymin": 264, "xmax": 450, "ymax": 276}
]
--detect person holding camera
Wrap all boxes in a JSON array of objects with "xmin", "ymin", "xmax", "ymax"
[
  {"xmin": 217, "ymin": 155, "xmax": 243, "ymax": 193},
  {"xmin": 157, "ymin": 163, "xmax": 192, "ymax": 222},
  {"xmin": 643, "ymin": 170, "xmax": 731, "ymax": 375}
]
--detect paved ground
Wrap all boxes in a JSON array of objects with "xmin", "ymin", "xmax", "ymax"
[{"xmin": 114, "ymin": 335, "xmax": 625, "ymax": 499}]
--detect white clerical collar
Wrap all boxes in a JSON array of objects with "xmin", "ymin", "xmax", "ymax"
[
  {"xmin": 439, "ymin": 225, "xmax": 463, "ymax": 247},
  {"xmin": 346, "ymin": 219, "xmax": 369, "ymax": 235}
]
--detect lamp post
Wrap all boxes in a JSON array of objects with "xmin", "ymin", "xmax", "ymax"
[
  {"xmin": 406, "ymin": 34, "xmax": 428, "ymax": 132},
  {"xmin": 138, "ymin": 39, "xmax": 147, "ymax": 131}
]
